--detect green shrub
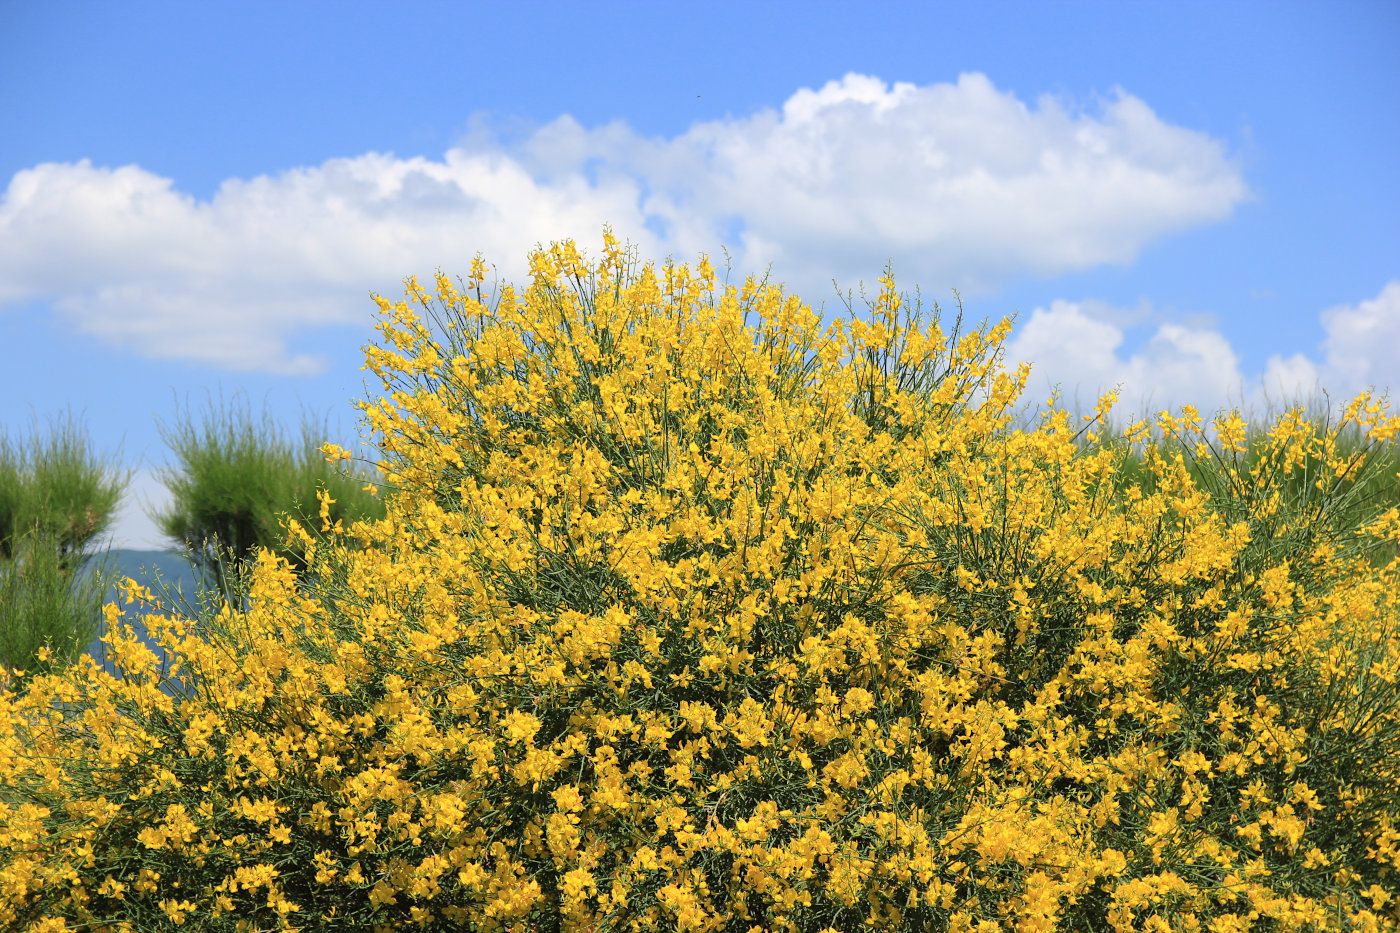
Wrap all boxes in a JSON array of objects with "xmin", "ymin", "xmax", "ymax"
[
  {"xmin": 0, "ymin": 412, "xmax": 126, "ymax": 691},
  {"xmin": 0, "ymin": 237, "xmax": 1397, "ymax": 932},
  {"xmin": 0, "ymin": 410, "xmax": 126, "ymax": 567},
  {"xmin": 0, "ymin": 531, "xmax": 117, "ymax": 697},
  {"xmin": 150, "ymin": 390, "xmax": 387, "ymax": 603}
]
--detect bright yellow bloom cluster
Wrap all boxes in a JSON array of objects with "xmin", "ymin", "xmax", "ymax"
[{"xmin": 1, "ymin": 232, "xmax": 1398, "ymax": 931}]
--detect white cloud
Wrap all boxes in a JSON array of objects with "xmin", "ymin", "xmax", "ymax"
[
  {"xmin": 1006, "ymin": 299, "xmax": 1249, "ymax": 420},
  {"xmin": 525, "ymin": 73, "xmax": 1247, "ymax": 297},
  {"xmin": 1262, "ymin": 281, "xmax": 1400, "ymax": 404},
  {"xmin": 0, "ymin": 72, "xmax": 1247, "ymax": 373},
  {"xmin": 1006, "ymin": 281, "xmax": 1400, "ymax": 426},
  {"xmin": 0, "ymin": 154, "xmax": 660, "ymax": 373}
]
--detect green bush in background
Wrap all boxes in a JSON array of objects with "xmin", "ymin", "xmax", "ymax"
[
  {"xmin": 149, "ymin": 390, "xmax": 387, "ymax": 603},
  {"xmin": 0, "ymin": 410, "xmax": 126, "ymax": 567},
  {"xmin": 0, "ymin": 412, "xmax": 126, "ymax": 692},
  {"xmin": 0, "ymin": 396, "xmax": 387, "ymax": 691}
]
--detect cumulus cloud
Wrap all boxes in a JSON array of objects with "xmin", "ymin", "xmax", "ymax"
[
  {"xmin": 0, "ymin": 155, "xmax": 660, "ymax": 373},
  {"xmin": 1261, "ymin": 281, "xmax": 1400, "ymax": 405},
  {"xmin": 515, "ymin": 73, "xmax": 1247, "ymax": 299},
  {"xmin": 1005, "ymin": 281, "xmax": 1400, "ymax": 425},
  {"xmin": 1005, "ymin": 299, "xmax": 1248, "ymax": 420},
  {"xmin": 0, "ymin": 72, "xmax": 1247, "ymax": 373}
]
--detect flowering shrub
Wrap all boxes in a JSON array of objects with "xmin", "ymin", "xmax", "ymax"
[{"xmin": 1, "ymin": 234, "xmax": 1398, "ymax": 932}]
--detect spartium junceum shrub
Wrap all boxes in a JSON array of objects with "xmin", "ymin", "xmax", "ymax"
[{"xmin": 2, "ymin": 235, "xmax": 1399, "ymax": 933}]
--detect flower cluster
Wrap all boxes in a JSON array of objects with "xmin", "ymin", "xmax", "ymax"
[{"xmin": 2, "ymin": 233, "xmax": 1398, "ymax": 931}]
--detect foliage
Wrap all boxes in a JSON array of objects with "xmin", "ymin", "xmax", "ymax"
[
  {"xmin": 1, "ymin": 235, "xmax": 1398, "ymax": 932},
  {"xmin": 1080, "ymin": 405, "xmax": 1400, "ymax": 572},
  {"xmin": 150, "ymin": 391, "xmax": 387, "ymax": 600},
  {"xmin": 0, "ymin": 413, "xmax": 126, "ymax": 691},
  {"xmin": 0, "ymin": 410, "xmax": 127, "ymax": 567},
  {"xmin": 0, "ymin": 533, "xmax": 118, "ymax": 697}
]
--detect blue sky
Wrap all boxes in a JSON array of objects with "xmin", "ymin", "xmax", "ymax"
[{"xmin": 2, "ymin": 0, "xmax": 1397, "ymax": 550}]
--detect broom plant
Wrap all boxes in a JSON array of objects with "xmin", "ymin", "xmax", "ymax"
[{"xmin": 0, "ymin": 235, "xmax": 1396, "ymax": 931}]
